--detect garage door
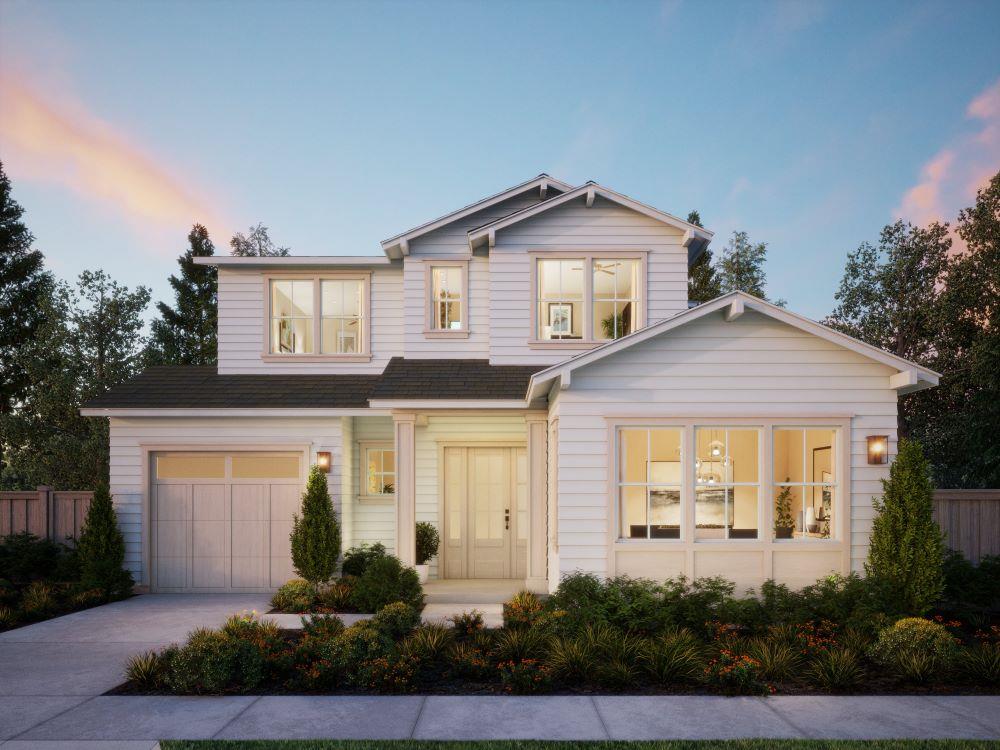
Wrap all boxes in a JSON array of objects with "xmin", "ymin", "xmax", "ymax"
[{"xmin": 151, "ymin": 452, "xmax": 303, "ymax": 592}]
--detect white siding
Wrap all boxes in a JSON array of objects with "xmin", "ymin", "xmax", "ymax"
[
  {"xmin": 490, "ymin": 196, "xmax": 690, "ymax": 365},
  {"xmin": 217, "ymin": 266, "xmax": 403, "ymax": 374},
  {"xmin": 108, "ymin": 416, "xmax": 344, "ymax": 584},
  {"xmin": 553, "ymin": 309, "xmax": 898, "ymax": 589},
  {"xmin": 349, "ymin": 416, "xmax": 397, "ymax": 553}
]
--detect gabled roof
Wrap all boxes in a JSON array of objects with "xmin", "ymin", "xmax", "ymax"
[
  {"xmin": 369, "ymin": 358, "xmax": 544, "ymax": 401},
  {"xmin": 467, "ymin": 181, "xmax": 714, "ymax": 259},
  {"xmin": 380, "ymin": 174, "xmax": 573, "ymax": 259},
  {"xmin": 527, "ymin": 292, "xmax": 940, "ymax": 401}
]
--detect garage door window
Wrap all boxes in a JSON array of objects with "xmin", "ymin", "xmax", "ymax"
[
  {"xmin": 155, "ymin": 454, "xmax": 226, "ymax": 479},
  {"xmin": 232, "ymin": 454, "xmax": 300, "ymax": 479}
]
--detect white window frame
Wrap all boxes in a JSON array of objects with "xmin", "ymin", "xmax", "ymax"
[
  {"xmin": 693, "ymin": 426, "xmax": 762, "ymax": 542},
  {"xmin": 423, "ymin": 260, "xmax": 469, "ymax": 338},
  {"xmin": 262, "ymin": 272, "xmax": 371, "ymax": 361},
  {"xmin": 772, "ymin": 427, "xmax": 840, "ymax": 542},
  {"xmin": 359, "ymin": 441, "xmax": 396, "ymax": 503},
  {"xmin": 529, "ymin": 250, "xmax": 647, "ymax": 347},
  {"xmin": 616, "ymin": 426, "xmax": 684, "ymax": 540}
]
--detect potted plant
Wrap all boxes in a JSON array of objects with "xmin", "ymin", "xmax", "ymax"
[
  {"xmin": 774, "ymin": 480, "xmax": 795, "ymax": 539},
  {"xmin": 414, "ymin": 521, "xmax": 440, "ymax": 583}
]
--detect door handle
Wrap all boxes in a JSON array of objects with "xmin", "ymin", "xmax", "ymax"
[{"xmin": 504, "ymin": 508, "xmax": 510, "ymax": 530}]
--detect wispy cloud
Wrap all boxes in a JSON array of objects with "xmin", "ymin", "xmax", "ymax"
[
  {"xmin": 0, "ymin": 75, "xmax": 229, "ymax": 254},
  {"xmin": 895, "ymin": 77, "xmax": 1000, "ymax": 235}
]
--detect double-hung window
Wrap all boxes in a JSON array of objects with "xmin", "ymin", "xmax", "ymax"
[
  {"xmin": 695, "ymin": 427, "xmax": 760, "ymax": 540},
  {"xmin": 268, "ymin": 275, "xmax": 368, "ymax": 357},
  {"xmin": 773, "ymin": 428, "xmax": 837, "ymax": 539},
  {"xmin": 362, "ymin": 443, "xmax": 395, "ymax": 498},
  {"xmin": 617, "ymin": 428, "xmax": 682, "ymax": 539},
  {"xmin": 427, "ymin": 263, "xmax": 467, "ymax": 333}
]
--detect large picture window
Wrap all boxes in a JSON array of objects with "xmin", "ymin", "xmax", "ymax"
[
  {"xmin": 268, "ymin": 275, "xmax": 368, "ymax": 357},
  {"xmin": 695, "ymin": 427, "xmax": 759, "ymax": 540},
  {"xmin": 617, "ymin": 428, "xmax": 682, "ymax": 539},
  {"xmin": 773, "ymin": 428, "xmax": 837, "ymax": 540}
]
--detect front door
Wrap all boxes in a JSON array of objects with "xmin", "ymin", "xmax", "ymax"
[{"xmin": 443, "ymin": 446, "xmax": 527, "ymax": 579}]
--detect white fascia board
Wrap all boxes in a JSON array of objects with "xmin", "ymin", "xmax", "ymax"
[
  {"xmin": 80, "ymin": 408, "xmax": 390, "ymax": 418},
  {"xmin": 526, "ymin": 292, "xmax": 941, "ymax": 400},
  {"xmin": 367, "ymin": 399, "xmax": 529, "ymax": 410},
  {"xmin": 380, "ymin": 174, "xmax": 573, "ymax": 258},
  {"xmin": 194, "ymin": 256, "xmax": 393, "ymax": 267},
  {"xmin": 468, "ymin": 182, "xmax": 714, "ymax": 250}
]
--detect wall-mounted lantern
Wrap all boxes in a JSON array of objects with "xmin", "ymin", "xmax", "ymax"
[
  {"xmin": 316, "ymin": 451, "xmax": 332, "ymax": 473},
  {"xmin": 866, "ymin": 436, "xmax": 888, "ymax": 465}
]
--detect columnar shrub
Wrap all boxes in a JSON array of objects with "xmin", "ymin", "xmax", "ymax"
[
  {"xmin": 77, "ymin": 485, "xmax": 133, "ymax": 599},
  {"xmin": 290, "ymin": 466, "xmax": 341, "ymax": 584}
]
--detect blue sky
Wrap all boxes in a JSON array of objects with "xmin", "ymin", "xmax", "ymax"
[{"xmin": 1, "ymin": 0, "xmax": 998, "ymax": 320}]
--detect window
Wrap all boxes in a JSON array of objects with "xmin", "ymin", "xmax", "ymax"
[
  {"xmin": 618, "ymin": 428, "xmax": 682, "ymax": 539},
  {"xmin": 429, "ymin": 265, "xmax": 465, "ymax": 331},
  {"xmin": 695, "ymin": 427, "xmax": 759, "ymax": 540},
  {"xmin": 773, "ymin": 428, "xmax": 837, "ymax": 539},
  {"xmin": 535, "ymin": 255, "xmax": 643, "ymax": 341},
  {"xmin": 268, "ymin": 275, "xmax": 368, "ymax": 357},
  {"xmin": 363, "ymin": 444, "xmax": 395, "ymax": 497}
]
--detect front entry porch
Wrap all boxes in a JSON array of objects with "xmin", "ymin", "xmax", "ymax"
[{"xmin": 421, "ymin": 578, "xmax": 525, "ymax": 627}]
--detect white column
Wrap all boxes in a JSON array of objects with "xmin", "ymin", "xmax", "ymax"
[
  {"xmin": 393, "ymin": 413, "xmax": 417, "ymax": 565},
  {"xmin": 525, "ymin": 414, "xmax": 548, "ymax": 592}
]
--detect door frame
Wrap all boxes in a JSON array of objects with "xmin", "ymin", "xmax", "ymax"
[{"xmin": 437, "ymin": 440, "xmax": 527, "ymax": 580}]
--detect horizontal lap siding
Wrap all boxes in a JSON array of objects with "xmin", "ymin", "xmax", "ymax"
[
  {"xmin": 350, "ymin": 417, "xmax": 397, "ymax": 553},
  {"xmin": 489, "ymin": 196, "xmax": 690, "ymax": 365},
  {"xmin": 217, "ymin": 267, "xmax": 403, "ymax": 374},
  {"xmin": 109, "ymin": 416, "xmax": 344, "ymax": 585},
  {"xmin": 555, "ymin": 310, "xmax": 898, "ymax": 580}
]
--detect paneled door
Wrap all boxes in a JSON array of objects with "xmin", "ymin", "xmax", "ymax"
[{"xmin": 443, "ymin": 446, "xmax": 527, "ymax": 579}]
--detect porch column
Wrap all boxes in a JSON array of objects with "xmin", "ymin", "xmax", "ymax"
[
  {"xmin": 525, "ymin": 414, "xmax": 548, "ymax": 591},
  {"xmin": 393, "ymin": 413, "xmax": 417, "ymax": 566}
]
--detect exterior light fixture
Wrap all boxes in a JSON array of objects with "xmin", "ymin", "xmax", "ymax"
[
  {"xmin": 316, "ymin": 451, "xmax": 332, "ymax": 473},
  {"xmin": 866, "ymin": 436, "xmax": 888, "ymax": 465}
]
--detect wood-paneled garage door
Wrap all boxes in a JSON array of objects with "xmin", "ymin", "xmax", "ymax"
[{"xmin": 151, "ymin": 452, "xmax": 303, "ymax": 592}]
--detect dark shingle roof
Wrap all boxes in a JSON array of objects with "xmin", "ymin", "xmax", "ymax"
[
  {"xmin": 83, "ymin": 367, "xmax": 379, "ymax": 409},
  {"xmin": 370, "ymin": 358, "xmax": 543, "ymax": 400}
]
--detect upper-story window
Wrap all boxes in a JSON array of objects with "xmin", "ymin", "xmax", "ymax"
[
  {"xmin": 424, "ymin": 261, "xmax": 468, "ymax": 336},
  {"xmin": 268, "ymin": 275, "xmax": 369, "ymax": 358},
  {"xmin": 534, "ymin": 254, "xmax": 644, "ymax": 342}
]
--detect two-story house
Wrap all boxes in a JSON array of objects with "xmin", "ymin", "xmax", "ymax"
[{"xmin": 83, "ymin": 174, "xmax": 938, "ymax": 594}]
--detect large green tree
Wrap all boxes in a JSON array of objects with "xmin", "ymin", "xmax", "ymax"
[
  {"xmin": 686, "ymin": 210, "xmax": 722, "ymax": 304},
  {"xmin": 716, "ymin": 230, "xmax": 784, "ymax": 304},
  {"xmin": 230, "ymin": 223, "xmax": 290, "ymax": 256},
  {"xmin": 147, "ymin": 224, "xmax": 218, "ymax": 365},
  {"xmin": 0, "ymin": 163, "xmax": 53, "ymax": 473}
]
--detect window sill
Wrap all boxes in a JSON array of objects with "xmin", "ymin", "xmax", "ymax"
[
  {"xmin": 261, "ymin": 353, "xmax": 372, "ymax": 363},
  {"xmin": 422, "ymin": 329, "xmax": 470, "ymax": 339},
  {"xmin": 358, "ymin": 494, "xmax": 395, "ymax": 505}
]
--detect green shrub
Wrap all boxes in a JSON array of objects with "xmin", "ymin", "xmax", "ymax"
[
  {"xmin": 865, "ymin": 439, "xmax": 945, "ymax": 615},
  {"xmin": 163, "ymin": 628, "xmax": 266, "ymax": 694},
  {"xmin": 502, "ymin": 590, "xmax": 546, "ymax": 629},
  {"xmin": 403, "ymin": 624, "xmax": 453, "ymax": 660},
  {"xmin": 498, "ymin": 658, "xmax": 552, "ymax": 694},
  {"xmin": 77, "ymin": 486, "xmax": 133, "ymax": 599},
  {"xmin": 943, "ymin": 551, "xmax": 1000, "ymax": 613},
  {"xmin": 290, "ymin": 466, "xmax": 341, "ymax": 584},
  {"xmin": 341, "ymin": 542, "xmax": 387, "ymax": 578},
  {"xmin": 327, "ymin": 622, "xmax": 396, "ymax": 688},
  {"xmin": 302, "ymin": 614, "xmax": 345, "ymax": 641},
  {"xmin": 125, "ymin": 650, "xmax": 165, "ymax": 688},
  {"xmin": 349, "ymin": 555, "xmax": 423, "ymax": 613},
  {"xmin": 450, "ymin": 609, "xmax": 484, "ymax": 637},
  {"xmin": 220, "ymin": 611, "xmax": 281, "ymax": 642},
  {"xmin": 548, "ymin": 573, "xmax": 670, "ymax": 634},
  {"xmin": 271, "ymin": 579, "xmax": 317, "ymax": 612},
  {"xmin": 808, "ymin": 648, "xmax": 863, "ymax": 691},
  {"xmin": 0, "ymin": 606, "xmax": 17, "ymax": 629},
  {"xmin": 743, "ymin": 637, "xmax": 801, "ymax": 682},
  {"xmin": 316, "ymin": 580, "xmax": 353, "ymax": 611},
  {"xmin": 894, "ymin": 651, "xmax": 940, "ymax": 683},
  {"xmin": 598, "ymin": 656, "xmax": 641, "ymax": 689},
  {"xmin": 641, "ymin": 631, "xmax": 705, "ymax": 685},
  {"xmin": 371, "ymin": 602, "xmax": 421, "ymax": 639},
  {"xmin": 958, "ymin": 643, "xmax": 1000, "ymax": 685},
  {"xmin": 870, "ymin": 617, "xmax": 960, "ymax": 675},
  {"xmin": 415, "ymin": 522, "xmax": 440, "ymax": 566},
  {"xmin": 545, "ymin": 636, "xmax": 596, "ymax": 682},
  {"xmin": 704, "ymin": 649, "xmax": 769, "ymax": 695},
  {"xmin": 70, "ymin": 588, "xmax": 106, "ymax": 610},
  {"xmin": 359, "ymin": 652, "xmax": 419, "ymax": 693},
  {"xmin": 19, "ymin": 581, "xmax": 57, "ymax": 618},
  {"xmin": 0, "ymin": 533, "xmax": 65, "ymax": 584},
  {"xmin": 492, "ymin": 626, "xmax": 549, "ymax": 662},
  {"xmin": 447, "ymin": 641, "xmax": 490, "ymax": 679}
]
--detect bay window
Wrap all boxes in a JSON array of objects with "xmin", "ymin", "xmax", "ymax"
[{"xmin": 267, "ymin": 275, "xmax": 368, "ymax": 357}]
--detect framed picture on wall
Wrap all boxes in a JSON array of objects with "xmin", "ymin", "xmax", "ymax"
[
  {"xmin": 547, "ymin": 303, "xmax": 573, "ymax": 335},
  {"xmin": 812, "ymin": 446, "xmax": 832, "ymax": 514}
]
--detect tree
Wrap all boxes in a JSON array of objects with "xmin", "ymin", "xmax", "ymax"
[
  {"xmin": 230, "ymin": 223, "xmax": 290, "ymax": 256},
  {"xmin": 0, "ymin": 162, "xmax": 53, "ymax": 473},
  {"xmin": 147, "ymin": 224, "xmax": 218, "ymax": 365},
  {"xmin": 290, "ymin": 466, "xmax": 341, "ymax": 584},
  {"xmin": 77, "ymin": 484, "xmax": 133, "ymax": 598},
  {"xmin": 865, "ymin": 439, "xmax": 945, "ymax": 615},
  {"xmin": 716, "ymin": 230, "xmax": 784, "ymax": 304},
  {"xmin": 686, "ymin": 210, "xmax": 722, "ymax": 304}
]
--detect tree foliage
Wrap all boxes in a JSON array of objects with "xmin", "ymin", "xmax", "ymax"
[
  {"xmin": 290, "ymin": 466, "xmax": 341, "ymax": 584},
  {"xmin": 147, "ymin": 224, "xmax": 218, "ymax": 365},
  {"xmin": 686, "ymin": 210, "xmax": 722, "ymax": 304},
  {"xmin": 77, "ymin": 484, "xmax": 133, "ymax": 598},
  {"xmin": 865, "ymin": 439, "xmax": 945, "ymax": 615},
  {"xmin": 715, "ymin": 230, "xmax": 784, "ymax": 305},
  {"xmin": 230, "ymin": 223, "xmax": 290, "ymax": 257}
]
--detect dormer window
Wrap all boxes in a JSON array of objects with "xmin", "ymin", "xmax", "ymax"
[
  {"xmin": 424, "ymin": 260, "xmax": 469, "ymax": 337},
  {"xmin": 266, "ymin": 274, "xmax": 370, "ymax": 359}
]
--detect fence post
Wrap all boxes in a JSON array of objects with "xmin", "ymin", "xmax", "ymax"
[{"xmin": 37, "ymin": 486, "xmax": 53, "ymax": 541}]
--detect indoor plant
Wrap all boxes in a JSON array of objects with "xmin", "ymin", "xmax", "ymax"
[
  {"xmin": 774, "ymin": 480, "xmax": 795, "ymax": 539},
  {"xmin": 415, "ymin": 522, "xmax": 440, "ymax": 583}
]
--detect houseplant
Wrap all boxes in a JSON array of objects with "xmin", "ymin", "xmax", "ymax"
[
  {"xmin": 774, "ymin": 480, "xmax": 795, "ymax": 539},
  {"xmin": 415, "ymin": 521, "xmax": 440, "ymax": 583}
]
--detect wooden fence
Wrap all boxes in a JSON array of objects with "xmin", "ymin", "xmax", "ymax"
[
  {"xmin": 933, "ymin": 489, "xmax": 1000, "ymax": 564},
  {"xmin": 0, "ymin": 487, "xmax": 93, "ymax": 543}
]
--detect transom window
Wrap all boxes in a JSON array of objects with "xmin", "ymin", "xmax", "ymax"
[
  {"xmin": 268, "ymin": 276, "xmax": 367, "ymax": 356},
  {"xmin": 430, "ymin": 266, "xmax": 464, "ymax": 331},
  {"xmin": 535, "ymin": 255, "xmax": 643, "ymax": 342},
  {"xmin": 773, "ymin": 428, "xmax": 837, "ymax": 540},
  {"xmin": 363, "ymin": 444, "xmax": 396, "ymax": 496}
]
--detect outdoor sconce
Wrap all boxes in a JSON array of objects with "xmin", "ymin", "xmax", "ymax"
[
  {"xmin": 316, "ymin": 451, "xmax": 332, "ymax": 473},
  {"xmin": 866, "ymin": 436, "xmax": 888, "ymax": 465}
]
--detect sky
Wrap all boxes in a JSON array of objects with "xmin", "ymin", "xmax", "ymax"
[{"xmin": 1, "ymin": 0, "xmax": 998, "ymax": 322}]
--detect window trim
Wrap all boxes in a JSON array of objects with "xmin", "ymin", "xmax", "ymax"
[
  {"xmin": 771, "ymin": 427, "xmax": 840, "ymax": 542},
  {"xmin": 529, "ymin": 250, "xmax": 647, "ymax": 346},
  {"xmin": 358, "ymin": 440, "xmax": 396, "ymax": 504},
  {"xmin": 423, "ymin": 259, "xmax": 469, "ymax": 338},
  {"xmin": 262, "ymin": 271, "xmax": 372, "ymax": 361}
]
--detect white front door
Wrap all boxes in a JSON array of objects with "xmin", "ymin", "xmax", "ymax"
[{"xmin": 443, "ymin": 446, "xmax": 527, "ymax": 579}]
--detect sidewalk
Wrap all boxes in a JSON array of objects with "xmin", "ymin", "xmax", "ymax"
[{"xmin": 1, "ymin": 694, "xmax": 998, "ymax": 746}]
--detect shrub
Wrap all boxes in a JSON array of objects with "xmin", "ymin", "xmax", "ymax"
[
  {"xmin": 77, "ymin": 485, "xmax": 133, "ymax": 599},
  {"xmin": 807, "ymin": 648, "xmax": 863, "ymax": 691},
  {"xmin": 316, "ymin": 580, "xmax": 353, "ymax": 612},
  {"xmin": 341, "ymin": 542, "xmax": 387, "ymax": 578},
  {"xmin": 865, "ymin": 439, "xmax": 945, "ymax": 615},
  {"xmin": 545, "ymin": 636, "xmax": 596, "ymax": 682},
  {"xmin": 350, "ymin": 555, "xmax": 423, "ymax": 613},
  {"xmin": 163, "ymin": 628, "xmax": 266, "ymax": 694},
  {"xmin": 71, "ymin": 588, "xmax": 106, "ymax": 610},
  {"xmin": 404, "ymin": 624, "xmax": 453, "ymax": 660},
  {"xmin": 0, "ymin": 607, "xmax": 17, "ymax": 629},
  {"xmin": 0, "ymin": 533, "xmax": 65, "ymax": 584},
  {"xmin": 641, "ymin": 631, "xmax": 705, "ymax": 685},
  {"xmin": 743, "ymin": 637, "xmax": 801, "ymax": 682},
  {"xmin": 894, "ymin": 651, "xmax": 940, "ymax": 684},
  {"xmin": 271, "ymin": 579, "xmax": 317, "ymax": 613},
  {"xmin": 497, "ymin": 658, "xmax": 552, "ymax": 694},
  {"xmin": 325, "ymin": 622, "xmax": 395, "ymax": 688},
  {"xmin": 958, "ymin": 643, "xmax": 1000, "ymax": 685},
  {"xmin": 598, "ymin": 656, "xmax": 641, "ymax": 689},
  {"xmin": 870, "ymin": 617, "xmax": 960, "ymax": 675},
  {"xmin": 371, "ymin": 602, "xmax": 421, "ymax": 639},
  {"xmin": 790, "ymin": 620, "xmax": 839, "ymax": 655},
  {"xmin": 704, "ymin": 649, "xmax": 769, "ymax": 695},
  {"xmin": 447, "ymin": 641, "xmax": 490, "ymax": 679},
  {"xmin": 220, "ymin": 611, "xmax": 282, "ymax": 645},
  {"xmin": 548, "ymin": 573, "xmax": 670, "ymax": 635},
  {"xmin": 502, "ymin": 590, "xmax": 545, "ymax": 629},
  {"xmin": 415, "ymin": 522, "xmax": 440, "ymax": 566},
  {"xmin": 19, "ymin": 581, "xmax": 57, "ymax": 618},
  {"xmin": 125, "ymin": 650, "xmax": 164, "ymax": 688},
  {"xmin": 492, "ymin": 626, "xmax": 549, "ymax": 662},
  {"xmin": 943, "ymin": 551, "xmax": 1000, "ymax": 613},
  {"xmin": 290, "ymin": 466, "xmax": 341, "ymax": 584},
  {"xmin": 451, "ymin": 610, "xmax": 484, "ymax": 637},
  {"xmin": 302, "ymin": 614, "xmax": 345, "ymax": 641},
  {"xmin": 661, "ymin": 576, "xmax": 741, "ymax": 634},
  {"xmin": 361, "ymin": 652, "xmax": 419, "ymax": 693}
]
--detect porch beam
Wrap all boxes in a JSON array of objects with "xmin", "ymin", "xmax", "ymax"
[{"xmin": 393, "ymin": 413, "xmax": 417, "ymax": 566}]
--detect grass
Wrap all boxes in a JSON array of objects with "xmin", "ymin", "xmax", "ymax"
[{"xmin": 160, "ymin": 741, "xmax": 999, "ymax": 750}]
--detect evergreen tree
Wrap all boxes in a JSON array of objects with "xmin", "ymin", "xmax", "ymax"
[
  {"xmin": 230, "ymin": 223, "xmax": 290, "ymax": 256},
  {"xmin": 0, "ymin": 162, "xmax": 53, "ymax": 473},
  {"xmin": 686, "ymin": 210, "xmax": 722, "ymax": 304},
  {"xmin": 716, "ymin": 230, "xmax": 784, "ymax": 304},
  {"xmin": 77, "ymin": 484, "xmax": 133, "ymax": 598},
  {"xmin": 290, "ymin": 466, "xmax": 341, "ymax": 584},
  {"xmin": 147, "ymin": 224, "xmax": 218, "ymax": 365},
  {"xmin": 865, "ymin": 439, "xmax": 945, "ymax": 615}
]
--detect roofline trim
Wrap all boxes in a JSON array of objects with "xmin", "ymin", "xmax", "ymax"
[
  {"xmin": 194, "ymin": 256, "xmax": 394, "ymax": 267},
  {"xmin": 367, "ymin": 399, "xmax": 530, "ymax": 410},
  {"xmin": 81, "ymin": 407, "xmax": 388, "ymax": 417}
]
